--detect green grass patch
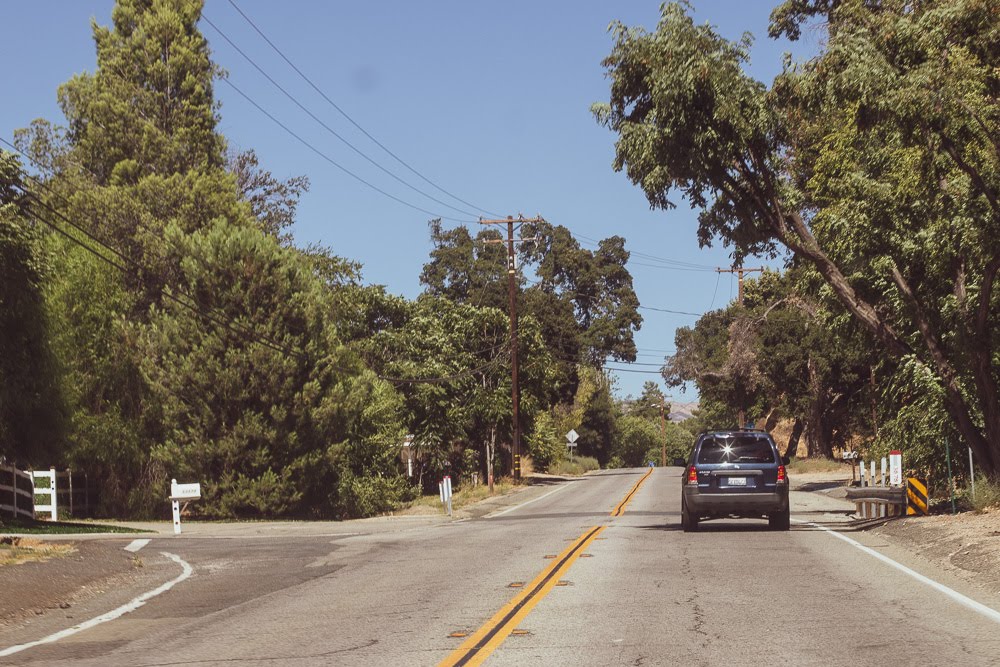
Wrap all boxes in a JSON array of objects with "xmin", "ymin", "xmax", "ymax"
[
  {"xmin": 0, "ymin": 517, "xmax": 151, "ymax": 535},
  {"xmin": 786, "ymin": 457, "xmax": 852, "ymax": 474},
  {"xmin": 547, "ymin": 456, "xmax": 600, "ymax": 476}
]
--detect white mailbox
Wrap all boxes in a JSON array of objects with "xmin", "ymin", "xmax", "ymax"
[
  {"xmin": 170, "ymin": 481, "xmax": 201, "ymax": 500},
  {"xmin": 169, "ymin": 479, "xmax": 201, "ymax": 535}
]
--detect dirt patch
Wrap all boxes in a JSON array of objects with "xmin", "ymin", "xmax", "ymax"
[
  {"xmin": 869, "ymin": 508, "xmax": 1000, "ymax": 596},
  {"xmin": 0, "ymin": 540, "xmax": 144, "ymax": 628}
]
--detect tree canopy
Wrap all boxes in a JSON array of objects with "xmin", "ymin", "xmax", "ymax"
[{"xmin": 597, "ymin": 0, "xmax": 1000, "ymax": 478}]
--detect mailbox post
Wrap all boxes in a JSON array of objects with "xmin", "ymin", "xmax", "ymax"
[{"xmin": 169, "ymin": 479, "xmax": 201, "ymax": 535}]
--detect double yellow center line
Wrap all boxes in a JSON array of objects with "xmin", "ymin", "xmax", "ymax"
[
  {"xmin": 438, "ymin": 468, "xmax": 655, "ymax": 667},
  {"xmin": 438, "ymin": 525, "xmax": 606, "ymax": 666},
  {"xmin": 611, "ymin": 466, "xmax": 653, "ymax": 517}
]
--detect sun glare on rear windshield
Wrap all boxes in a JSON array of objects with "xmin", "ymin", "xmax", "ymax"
[{"xmin": 697, "ymin": 436, "xmax": 776, "ymax": 464}]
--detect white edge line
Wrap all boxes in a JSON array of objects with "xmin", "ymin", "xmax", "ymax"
[
  {"xmin": 803, "ymin": 520, "xmax": 1000, "ymax": 625},
  {"xmin": 124, "ymin": 539, "xmax": 150, "ymax": 553},
  {"xmin": 486, "ymin": 482, "xmax": 572, "ymax": 518},
  {"xmin": 0, "ymin": 551, "xmax": 194, "ymax": 657}
]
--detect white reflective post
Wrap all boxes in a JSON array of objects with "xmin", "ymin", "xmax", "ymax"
[
  {"xmin": 969, "ymin": 447, "xmax": 976, "ymax": 499},
  {"xmin": 172, "ymin": 499, "xmax": 181, "ymax": 535},
  {"xmin": 49, "ymin": 468, "xmax": 59, "ymax": 521}
]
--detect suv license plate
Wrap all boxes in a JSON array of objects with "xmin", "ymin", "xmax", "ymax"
[{"xmin": 727, "ymin": 477, "xmax": 747, "ymax": 486}]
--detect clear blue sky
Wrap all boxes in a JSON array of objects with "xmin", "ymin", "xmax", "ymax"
[{"xmin": 1, "ymin": 1, "xmax": 820, "ymax": 401}]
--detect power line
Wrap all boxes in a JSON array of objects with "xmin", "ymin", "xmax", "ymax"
[
  {"xmin": 223, "ymin": 0, "xmax": 502, "ymax": 218},
  {"xmin": 709, "ymin": 271, "xmax": 722, "ymax": 310},
  {"xmin": 19, "ymin": 189, "xmax": 308, "ymax": 361},
  {"xmin": 603, "ymin": 366, "xmax": 666, "ymax": 375},
  {"xmin": 5, "ymin": 141, "xmax": 505, "ymax": 386},
  {"xmin": 201, "ymin": 14, "xmax": 482, "ymax": 220},
  {"xmin": 574, "ymin": 232, "xmax": 714, "ymax": 270},
  {"xmin": 638, "ymin": 305, "xmax": 702, "ymax": 317},
  {"xmin": 219, "ymin": 77, "xmax": 475, "ymax": 224}
]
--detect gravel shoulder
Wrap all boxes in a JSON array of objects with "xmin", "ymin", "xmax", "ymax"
[{"xmin": 789, "ymin": 468, "xmax": 1000, "ymax": 597}]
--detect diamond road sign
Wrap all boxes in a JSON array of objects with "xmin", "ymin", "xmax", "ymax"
[{"xmin": 565, "ymin": 429, "xmax": 579, "ymax": 444}]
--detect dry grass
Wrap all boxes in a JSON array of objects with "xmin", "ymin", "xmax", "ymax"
[
  {"xmin": 969, "ymin": 475, "xmax": 1000, "ymax": 513},
  {"xmin": 547, "ymin": 456, "xmax": 600, "ymax": 476},
  {"xmin": 0, "ymin": 537, "xmax": 75, "ymax": 567},
  {"xmin": 406, "ymin": 478, "xmax": 520, "ymax": 512},
  {"xmin": 787, "ymin": 457, "xmax": 852, "ymax": 474}
]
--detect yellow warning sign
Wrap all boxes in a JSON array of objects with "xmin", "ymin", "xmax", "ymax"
[{"xmin": 906, "ymin": 477, "xmax": 929, "ymax": 515}]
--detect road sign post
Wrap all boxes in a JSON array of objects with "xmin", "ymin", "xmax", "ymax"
[{"xmin": 565, "ymin": 429, "xmax": 579, "ymax": 458}]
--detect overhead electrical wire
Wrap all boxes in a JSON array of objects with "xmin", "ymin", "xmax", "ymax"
[
  {"xmin": 223, "ymin": 0, "xmax": 503, "ymax": 219},
  {"xmin": 708, "ymin": 271, "xmax": 722, "ymax": 311},
  {"xmin": 4, "ymin": 140, "xmax": 506, "ymax": 385},
  {"xmin": 574, "ymin": 232, "xmax": 715, "ymax": 271},
  {"xmin": 201, "ymin": 14, "xmax": 482, "ymax": 220},
  {"xmin": 219, "ymin": 77, "xmax": 475, "ymax": 224},
  {"xmin": 18, "ymin": 187, "xmax": 309, "ymax": 361}
]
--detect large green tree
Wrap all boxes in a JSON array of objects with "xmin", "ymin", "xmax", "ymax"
[
  {"xmin": 0, "ymin": 153, "xmax": 65, "ymax": 466},
  {"xmin": 596, "ymin": 0, "xmax": 1000, "ymax": 477},
  {"xmin": 420, "ymin": 219, "xmax": 642, "ymax": 404},
  {"xmin": 11, "ymin": 0, "xmax": 410, "ymax": 517}
]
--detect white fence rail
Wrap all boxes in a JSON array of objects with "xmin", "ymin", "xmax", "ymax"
[{"xmin": 1, "ymin": 464, "xmax": 35, "ymax": 520}]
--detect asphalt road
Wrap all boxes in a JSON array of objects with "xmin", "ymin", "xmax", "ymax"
[{"xmin": 3, "ymin": 468, "xmax": 1000, "ymax": 666}]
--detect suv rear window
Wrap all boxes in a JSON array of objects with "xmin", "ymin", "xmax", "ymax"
[{"xmin": 697, "ymin": 436, "xmax": 776, "ymax": 464}]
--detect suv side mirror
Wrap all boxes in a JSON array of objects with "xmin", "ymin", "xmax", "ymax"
[
  {"xmin": 781, "ymin": 456, "xmax": 791, "ymax": 466},
  {"xmin": 672, "ymin": 457, "xmax": 687, "ymax": 467}
]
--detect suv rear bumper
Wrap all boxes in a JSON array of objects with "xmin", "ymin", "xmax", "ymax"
[{"xmin": 683, "ymin": 486, "xmax": 788, "ymax": 516}]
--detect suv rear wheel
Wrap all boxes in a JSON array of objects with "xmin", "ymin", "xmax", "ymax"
[
  {"xmin": 681, "ymin": 497, "xmax": 699, "ymax": 532},
  {"xmin": 768, "ymin": 507, "xmax": 790, "ymax": 531}
]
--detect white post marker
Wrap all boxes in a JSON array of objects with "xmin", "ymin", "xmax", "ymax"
[
  {"xmin": 169, "ymin": 479, "xmax": 201, "ymax": 535},
  {"xmin": 880, "ymin": 457, "xmax": 887, "ymax": 487},
  {"xmin": 439, "ymin": 475, "xmax": 453, "ymax": 517},
  {"xmin": 49, "ymin": 467, "xmax": 57, "ymax": 520},
  {"xmin": 448, "ymin": 476, "xmax": 453, "ymax": 516},
  {"xmin": 889, "ymin": 450, "xmax": 903, "ymax": 486},
  {"xmin": 969, "ymin": 447, "xmax": 976, "ymax": 499},
  {"xmin": 860, "ymin": 461, "xmax": 867, "ymax": 487}
]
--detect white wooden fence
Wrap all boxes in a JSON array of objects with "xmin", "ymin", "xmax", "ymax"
[
  {"xmin": 1, "ymin": 463, "xmax": 35, "ymax": 520},
  {"xmin": 1, "ymin": 466, "xmax": 94, "ymax": 521},
  {"xmin": 31, "ymin": 467, "xmax": 58, "ymax": 521}
]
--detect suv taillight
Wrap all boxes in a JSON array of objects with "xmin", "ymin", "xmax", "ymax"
[
  {"xmin": 687, "ymin": 466, "xmax": 698, "ymax": 484},
  {"xmin": 776, "ymin": 465, "xmax": 787, "ymax": 484}
]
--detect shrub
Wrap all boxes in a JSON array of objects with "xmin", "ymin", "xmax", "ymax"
[
  {"xmin": 548, "ymin": 456, "xmax": 600, "ymax": 476},
  {"xmin": 337, "ymin": 471, "xmax": 416, "ymax": 518},
  {"xmin": 969, "ymin": 475, "xmax": 1000, "ymax": 513}
]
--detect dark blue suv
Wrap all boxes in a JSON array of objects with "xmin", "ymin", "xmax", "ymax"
[{"xmin": 679, "ymin": 430, "xmax": 790, "ymax": 531}]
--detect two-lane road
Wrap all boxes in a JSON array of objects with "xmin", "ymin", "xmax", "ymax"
[{"xmin": 3, "ymin": 468, "xmax": 1000, "ymax": 665}]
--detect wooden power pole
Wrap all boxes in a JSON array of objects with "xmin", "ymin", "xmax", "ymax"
[
  {"xmin": 715, "ymin": 266, "xmax": 763, "ymax": 307},
  {"xmin": 716, "ymin": 266, "xmax": 763, "ymax": 429},
  {"xmin": 481, "ymin": 214, "xmax": 543, "ymax": 480}
]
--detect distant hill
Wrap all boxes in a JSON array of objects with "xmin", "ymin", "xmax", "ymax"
[{"xmin": 669, "ymin": 401, "xmax": 698, "ymax": 422}]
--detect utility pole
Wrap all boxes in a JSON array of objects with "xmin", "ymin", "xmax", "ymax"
[
  {"xmin": 716, "ymin": 266, "xmax": 763, "ymax": 429},
  {"xmin": 715, "ymin": 266, "xmax": 763, "ymax": 306},
  {"xmin": 480, "ymin": 214, "xmax": 544, "ymax": 481},
  {"xmin": 658, "ymin": 402, "xmax": 668, "ymax": 467}
]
